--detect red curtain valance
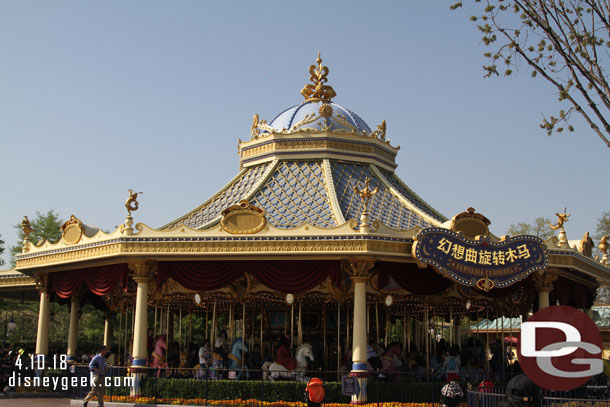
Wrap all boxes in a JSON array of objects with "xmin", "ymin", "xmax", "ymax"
[
  {"xmin": 551, "ymin": 275, "xmax": 595, "ymax": 309},
  {"xmin": 48, "ymin": 264, "xmax": 128, "ymax": 298},
  {"xmin": 158, "ymin": 260, "xmax": 341, "ymax": 294},
  {"xmin": 376, "ymin": 261, "xmax": 453, "ymax": 295}
]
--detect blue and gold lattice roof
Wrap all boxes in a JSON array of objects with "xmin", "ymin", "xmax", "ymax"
[
  {"xmin": 163, "ymin": 54, "xmax": 447, "ymax": 231},
  {"xmin": 163, "ymin": 159, "xmax": 446, "ymax": 231}
]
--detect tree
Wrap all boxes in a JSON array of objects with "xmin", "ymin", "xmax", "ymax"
[
  {"xmin": 9, "ymin": 210, "xmax": 63, "ymax": 266},
  {"xmin": 595, "ymin": 211, "xmax": 610, "ymax": 238},
  {"xmin": 506, "ymin": 216, "xmax": 556, "ymax": 239},
  {"xmin": 0, "ymin": 234, "xmax": 4, "ymax": 267},
  {"xmin": 451, "ymin": 1, "xmax": 610, "ymax": 148},
  {"xmin": 595, "ymin": 211, "xmax": 610, "ymax": 303}
]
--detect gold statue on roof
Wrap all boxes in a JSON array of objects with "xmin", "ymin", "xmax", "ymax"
[
  {"xmin": 125, "ymin": 189, "xmax": 142, "ymax": 216},
  {"xmin": 549, "ymin": 209, "xmax": 570, "ymax": 232},
  {"xmin": 300, "ymin": 52, "xmax": 337, "ymax": 103},
  {"xmin": 21, "ymin": 216, "xmax": 33, "ymax": 239},
  {"xmin": 353, "ymin": 177, "xmax": 379, "ymax": 214},
  {"xmin": 251, "ymin": 114, "xmax": 260, "ymax": 139},
  {"xmin": 579, "ymin": 232, "xmax": 594, "ymax": 257},
  {"xmin": 599, "ymin": 235, "xmax": 609, "ymax": 254}
]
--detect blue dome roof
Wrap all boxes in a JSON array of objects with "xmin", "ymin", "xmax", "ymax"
[{"xmin": 269, "ymin": 101, "xmax": 371, "ymax": 133}]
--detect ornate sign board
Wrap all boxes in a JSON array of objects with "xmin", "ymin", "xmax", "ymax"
[{"xmin": 412, "ymin": 228, "xmax": 548, "ymax": 290}]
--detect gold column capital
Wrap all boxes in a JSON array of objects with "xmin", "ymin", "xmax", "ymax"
[
  {"xmin": 534, "ymin": 269, "xmax": 559, "ymax": 291},
  {"xmin": 343, "ymin": 259, "xmax": 376, "ymax": 281},
  {"xmin": 35, "ymin": 275, "xmax": 48, "ymax": 293},
  {"xmin": 128, "ymin": 260, "xmax": 156, "ymax": 282}
]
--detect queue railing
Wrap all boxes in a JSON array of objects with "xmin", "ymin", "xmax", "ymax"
[{"xmin": 467, "ymin": 387, "xmax": 506, "ymax": 407}]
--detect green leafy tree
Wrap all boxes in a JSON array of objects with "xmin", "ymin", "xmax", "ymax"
[
  {"xmin": 10, "ymin": 210, "xmax": 63, "ymax": 266},
  {"xmin": 507, "ymin": 216, "xmax": 556, "ymax": 239},
  {"xmin": 594, "ymin": 211, "xmax": 610, "ymax": 303},
  {"xmin": 595, "ymin": 211, "xmax": 610, "ymax": 238},
  {"xmin": 451, "ymin": 1, "xmax": 610, "ymax": 148},
  {"xmin": 0, "ymin": 234, "xmax": 5, "ymax": 267}
]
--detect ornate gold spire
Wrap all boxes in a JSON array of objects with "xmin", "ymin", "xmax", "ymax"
[{"xmin": 300, "ymin": 52, "xmax": 337, "ymax": 102}]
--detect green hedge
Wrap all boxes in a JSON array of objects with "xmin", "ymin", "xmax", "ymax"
[{"xmin": 138, "ymin": 378, "xmax": 448, "ymax": 403}]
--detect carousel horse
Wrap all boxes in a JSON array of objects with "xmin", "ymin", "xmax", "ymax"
[
  {"xmin": 173, "ymin": 351, "xmax": 190, "ymax": 377},
  {"xmin": 381, "ymin": 342, "xmax": 404, "ymax": 380},
  {"xmin": 151, "ymin": 335, "xmax": 168, "ymax": 378},
  {"xmin": 262, "ymin": 343, "xmax": 314, "ymax": 382},
  {"xmin": 227, "ymin": 337, "xmax": 249, "ymax": 379}
]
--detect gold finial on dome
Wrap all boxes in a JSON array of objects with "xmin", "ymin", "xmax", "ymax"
[{"xmin": 300, "ymin": 52, "xmax": 337, "ymax": 102}]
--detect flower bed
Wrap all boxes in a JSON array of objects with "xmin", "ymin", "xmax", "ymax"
[
  {"xmin": 129, "ymin": 378, "xmax": 447, "ymax": 403},
  {"xmin": 105, "ymin": 396, "xmax": 467, "ymax": 407}
]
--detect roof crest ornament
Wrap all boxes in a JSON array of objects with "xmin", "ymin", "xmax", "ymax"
[
  {"xmin": 123, "ymin": 189, "xmax": 142, "ymax": 236},
  {"xmin": 21, "ymin": 216, "xmax": 34, "ymax": 252},
  {"xmin": 370, "ymin": 120, "xmax": 387, "ymax": 141},
  {"xmin": 353, "ymin": 177, "xmax": 379, "ymax": 234},
  {"xmin": 251, "ymin": 114, "xmax": 260, "ymax": 139},
  {"xmin": 548, "ymin": 208, "xmax": 570, "ymax": 249},
  {"xmin": 300, "ymin": 52, "xmax": 337, "ymax": 103}
]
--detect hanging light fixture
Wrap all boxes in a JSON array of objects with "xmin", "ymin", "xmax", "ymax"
[
  {"xmin": 384, "ymin": 295, "xmax": 393, "ymax": 307},
  {"xmin": 466, "ymin": 300, "xmax": 472, "ymax": 311}
]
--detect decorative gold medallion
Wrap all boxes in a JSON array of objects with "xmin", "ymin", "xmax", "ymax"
[
  {"xmin": 476, "ymin": 276, "xmax": 495, "ymax": 292},
  {"xmin": 61, "ymin": 215, "xmax": 84, "ymax": 245},
  {"xmin": 450, "ymin": 207, "xmax": 491, "ymax": 240},
  {"xmin": 220, "ymin": 200, "xmax": 266, "ymax": 234},
  {"xmin": 319, "ymin": 103, "xmax": 333, "ymax": 117}
]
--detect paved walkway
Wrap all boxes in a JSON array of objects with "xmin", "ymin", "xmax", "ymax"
[{"xmin": 0, "ymin": 399, "xmax": 71, "ymax": 407}]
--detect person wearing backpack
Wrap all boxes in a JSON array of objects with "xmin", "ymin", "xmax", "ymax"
[{"xmin": 305, "ymin": 377, "xmax": 325, "ymax": 407}]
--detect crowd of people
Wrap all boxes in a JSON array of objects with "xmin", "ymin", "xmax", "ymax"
[
  {"xmin": 340, "ymin": 336, "xmax": 520, "ymax": 383},
  {"xmin": 144, "ymin": 330, "xmax": 283, "ymax": 379},
  {"xmin": 0, "ymin": 333, "xmax": 520, "ymax": 389}
]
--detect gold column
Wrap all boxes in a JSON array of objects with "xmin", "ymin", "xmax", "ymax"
[
  {"xmin": 229, "ymin": 302, "xmax": 235, "ymax": 341},
  {"xmin": 337, "ymin": 302, "xmax": 341, "ymax": 379},
  {"xmin": 153, "ymin": 305, "xmax": 158, "ymax": 337},
  {"xmin": 346, "ymin": 306, "xmax": 350, "ymax": 351},
  {"xmin": 535, "ymin": 270, "xmax": 558, "ymax": 309},
  {"xmin": 67, "ymin": 295, "xmax": 79, "ymax": 362},
  {"xmin": 322, "ymin": 303, "xmax": 327, "ymax": 369},
  {"xmin": 259, "ymin": 303, "xmax": 264, "ymax": 357},
  {"xmin": 35, "ymin": 278, "xmax": 50, "ymax": 359},
  {"xmin": 242, "ymin": 301, "xmax": 246, "ymax": 368},
  {"xmin": 290, "ymin": 304, "xmax": 294, "ymax": 349},
  {"xmin": 298, "ymin": 301, "xmax": 303, "ymax": 346},
  {"xmin": 205, "ymin": 310, "xmax": 209, "ymax": 342},
  {"xmin": 211, "ymin": 301, "xmax": 216, "ymax": 345},
  {"xmin": 402, "ymin": 312, "xmax": 407, "ymax": 355},
  {"xmin": 104, "ymin": 312, "xmax": 113, "ymax": 348},
  {"xmin": 129, "ymin": 260, "xmax": 153, "ymax": 368},
  {"xmin": 346, "ymin": 259, "xmax": 374, "ymax": 405}
]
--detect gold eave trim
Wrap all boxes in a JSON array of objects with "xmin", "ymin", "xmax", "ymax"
[
  {"xmin": 0, "ymin": 276, "xmax": 36, "ymax": 287},
  {"xmin": 243, "ymin": 152, "xmax": 397, "ymax": 173},
  {"xmin": 547, "ymin": 249, "xmax": 610, "ymax": 285},
  {"xmin": 15, "ymin": 237, "xmax": 411, "ymax": 271},
  {"xmin": 239, "ymin": 132, "xmax": 398, "ymax": 172}
]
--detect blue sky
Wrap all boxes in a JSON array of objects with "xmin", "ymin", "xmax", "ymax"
[{"xmin": 1, "ymin": 1, "xmax": 608, "ymax": 267}]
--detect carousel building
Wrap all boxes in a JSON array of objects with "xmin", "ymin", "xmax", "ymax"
[{"xmin": 12, "ymin": 54, "xmax": 610, "ymax": 403}]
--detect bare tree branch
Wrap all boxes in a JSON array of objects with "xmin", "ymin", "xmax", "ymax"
[{"xmin": 453, "ymin": 0, "xmax": 610, "ymax": 148}]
